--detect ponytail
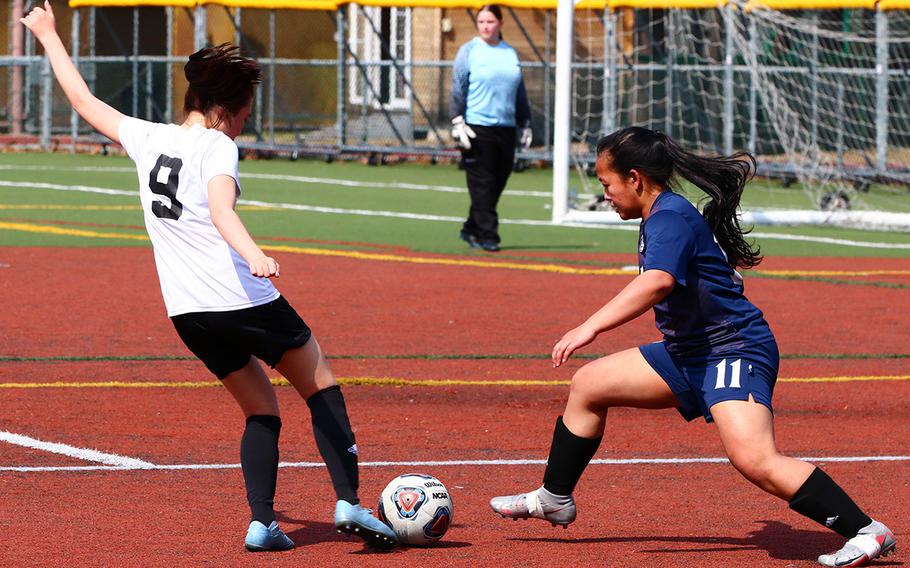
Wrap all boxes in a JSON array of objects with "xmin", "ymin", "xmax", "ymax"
[{"xmin": 596, "ymin": 127, "xmax": 761, "ymax": 269}]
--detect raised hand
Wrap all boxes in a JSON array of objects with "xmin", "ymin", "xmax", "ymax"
[{"xmin": 20, "ymin": 1, "xmax": 57, "ymax": 42}]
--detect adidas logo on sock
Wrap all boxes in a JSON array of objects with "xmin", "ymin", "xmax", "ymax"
[
  {"xmin": 347, "ymin": 444, "xmax": 358, "ymax": 456},
  {"xmin": 825, "ymin": 515, "xmax": 839, "ymax": 527}
]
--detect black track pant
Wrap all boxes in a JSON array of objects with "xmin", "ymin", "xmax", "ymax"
[{"xmin": 461, "ymin": 124, "xmax": 516, "ymax": 244}]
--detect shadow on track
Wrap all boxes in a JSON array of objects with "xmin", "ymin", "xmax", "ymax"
[
  {"xmin": 508, "ymin": 520, "xmax": 896, "ymax": 563},
  {"xmin": 277, "ymin": 514, "xmax": 472, "ymax": 553}
]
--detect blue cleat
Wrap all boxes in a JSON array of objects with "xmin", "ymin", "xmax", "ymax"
[
  {"xmin": 244, "ymin": 520, "xmax": 295, "ymax": 552},
  {"xmin": 334, "ymin": 500, "xmax": 397, "ymax": 550}
]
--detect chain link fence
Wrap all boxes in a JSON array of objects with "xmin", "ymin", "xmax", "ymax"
[
  {"xmin": 0, "ymin": 4, "xmax": 556, "ymax": 160},
  {"xmin": 1, "ymin": 2, "xmax": 908, "ymax": 189}
]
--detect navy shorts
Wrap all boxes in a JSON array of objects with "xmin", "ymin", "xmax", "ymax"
[
  {"xmin": 171, "ymin": 296, "xmax": 312, "ymax": 380},
  {"xmin": 639, "ymin": 340, "xmax": 779, "ymax": 423}
]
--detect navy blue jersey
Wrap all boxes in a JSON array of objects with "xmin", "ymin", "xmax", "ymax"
[{"xmin": 638, "ymin": 190, "xmax": 774, "ymax": 357}]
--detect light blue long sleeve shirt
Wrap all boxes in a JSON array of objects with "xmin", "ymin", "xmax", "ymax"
[{"xmin": 450, "ymin": 37, "xmax": 530, "ymax": 127}]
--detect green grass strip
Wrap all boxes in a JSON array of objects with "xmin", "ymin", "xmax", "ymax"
[
  {"xmin": 3, "ymin": 353, "xmax": 909, "ymax": 362},
  {"xmin": 752, "ymin": 272, "xmax": 910, "ymax": 289}
]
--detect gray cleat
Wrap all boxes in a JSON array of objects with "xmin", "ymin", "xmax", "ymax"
[
  {"xmin": 818, "ymin": 520, "xmax": 896, "ymax": 567},
  {"xmin": 489, "ymin": 487, "xmax": 576, "ymax": 528}
]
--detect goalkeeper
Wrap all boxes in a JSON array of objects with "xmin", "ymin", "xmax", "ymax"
[{"xmin": 450, "ymin": 4, "xmax": 531, "ymax": 253}]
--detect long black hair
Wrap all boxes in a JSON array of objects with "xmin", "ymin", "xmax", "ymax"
[
  {"xmin": 183, "ymin": 43, "xmax": 262, "ymax": 127},
  {"xmin": 595, "ymin": 126, "xmax": 761, "ymax": 269}
]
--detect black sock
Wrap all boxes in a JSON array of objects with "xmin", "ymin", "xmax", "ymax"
[
  {"xmin": 240, "ymin": 414, "xmax": 282, "ymax": 526},
  {"xmin": 307, "ymin": 385, "xmax": 359, "ymax": 505},
  {"xmin": 788, "ymin": 467, "xmax": 872, "ymax": 538},
  {"xmin": 542, "ymin": 416, "xmax": 603, "ymax": 496}
]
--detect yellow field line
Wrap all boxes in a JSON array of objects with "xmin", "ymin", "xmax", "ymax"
[
  {"xmin": 1, "ymin": 219, "xmax": 908, "ymax": 277},
  {"xmin": 261, "ymin": 244, "xmax": 635, "ymax": 275},
  {"xmin": 0, "ymin": 221, "xmax": 148, "ymax": 241},
  {"xmin": 0, "ymin": 204, "xmax": 140, "ymax": 211},
  {"xmin": 777, "ymin": 375, "xmax": 910, "ymax": 383},
  {"xmin": 0, "ymin": 375, "xmax": 906, "ymax": 389}
]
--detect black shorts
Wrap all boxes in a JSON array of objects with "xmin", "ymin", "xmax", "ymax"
[{"xmin": 171, "ymin": 296, "xmax": 312, "ymax": 380}]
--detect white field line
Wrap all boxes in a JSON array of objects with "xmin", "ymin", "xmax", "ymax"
[
  {"xmin": 4, "ymin": 179, "xmax": 910, "ymax": 248},
  {"xmin": 0, "ymin": 430, "xmax": 155, "ymax": 469},
  {"xmin": 1, "ymin": 455, "xmax": 908, "ymax": 473},
  {"xmin": 0, "ymin": 165, "xmax": 550, "ymax": 197}
]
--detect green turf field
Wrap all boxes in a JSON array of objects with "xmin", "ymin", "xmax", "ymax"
[{"xmin": 1, "ymin": 151, "xmax": 908, "ymax": 258}]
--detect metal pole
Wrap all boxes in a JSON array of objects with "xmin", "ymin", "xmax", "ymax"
[
  {"xmin": 146, "ymin": 59, "xmax": 153, "ymax": 121},
  {"xmin": 167, "ymin": 6, "xmax": 174, "ymax": 124},
  {"xmin": 665, "ymin": 9, "xmax": 674, "ymax": 137},
  {"xmin": 836, "ymin": 81, "xmax": 845, "ymax": 170},
  {"xmin": 604, "ymin": 9, "xmax": 617, "ymax": 135},
  {"xmin": 24, "ymin": 8, "xmax": 35, "ymax": 126},
  {"xmin": 194, "ymin": 6, "xmax": 207, "ymax": 51},
  {"xmin": 553, "ymin": 0, "xmax": 574, "ymax": 221},
  {"xmin": 89, "ymin": 7, "xmax": 96, "ymax": 95},
  {"xmin": 40, "ymin": 55, "xmax": 52, "ymax": 149},
  {"xmin": 544, "ymin": 10, "xmax": 551, "ymax": 154},
  {"xmin": 132, "ymin": 7, "xmax": 139, "ymax": 118},
  {"xmin": 810, "ymin": 12, "xmax": 818, "ymax": 159},
  {"xmin": 723, "ymin": 4, "xmax": 735, "ymax": 155},
  {"xmin": 71, "ymin": 9, "xmax": 81, "ymax": 151},
  {"xmin": 269, "ymin": 10, "xmax": 276, "ymax": 145},
  {"xmin": 11, "ymin": 0, "xmax": 25, "ymax": 136},
  {"xmin": 234, "ymin": 6, "xmax": 242, "ymax": 48},
  {"xmin": 747, "ymin": 15, "xmax": 757, "ymax": 155},
  {"xmin": 875, "ymin": 8, "xmax": 888, "ymax": 174},
  {"xmin": 337, "ymin": 8, "xmax": 348, "ymax": 147}
]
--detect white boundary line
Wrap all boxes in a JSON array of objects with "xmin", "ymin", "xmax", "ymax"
[
  {"xmin": 0, "ymin": 430, "xmax": 155, "ymax": 469},
  {"xmin": 5, "ymin": 179, "xmax": 910, "ymax": 248},
  {"xmin": 0, "ymin": 165, "xmax": 551, "ymax": 197},
  {"xmin": 1, "ymin": 455, "xmax": 908, "ymax": 473}
]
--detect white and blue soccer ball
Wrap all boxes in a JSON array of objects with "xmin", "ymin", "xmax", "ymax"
[{"xmin": 378, "ymin": 473, "xmax": 453, "ymax": 546}]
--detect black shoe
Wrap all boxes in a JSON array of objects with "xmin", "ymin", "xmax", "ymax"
[
  {"xmin": 478, "ymin": 240, "xmax": 500, "ymax": 252},
  {"xmin": 460, "ymin": 231, "xmax": 481, "ymax": 249}
]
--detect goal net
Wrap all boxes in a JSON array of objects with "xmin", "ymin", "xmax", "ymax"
[{"xmin": 557, "ymin": 1, "xmax": 910, "ymax": 230}]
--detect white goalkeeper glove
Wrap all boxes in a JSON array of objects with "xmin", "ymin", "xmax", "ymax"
[
  {"xmin": 519, "ymin": 127, "xmax": 533, "ymax": 150},
  {"xmin": 451, "ymin": 116, "xmax": 476, "ymax": 150}
]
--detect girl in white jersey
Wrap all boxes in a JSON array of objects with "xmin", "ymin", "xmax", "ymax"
[{"xmin": 22, "ymin": 2, "xmax": 396, "ymax": 552}]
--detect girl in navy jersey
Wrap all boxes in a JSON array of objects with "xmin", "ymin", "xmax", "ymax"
[
  {"xmin": 22, "ymin": 2, "xmax": 395, "ymax": 552},
  {"xmin": 490, "ymin": 127, "xmax": 894, "ymax": 567}
]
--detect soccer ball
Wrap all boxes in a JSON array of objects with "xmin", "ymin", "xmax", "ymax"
[{"xmin": 378, "ymin": 473, "xmax": 453, "ymax": 546}]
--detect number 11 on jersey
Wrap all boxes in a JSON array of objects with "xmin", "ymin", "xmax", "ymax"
[{"xmin": 714, "ymin": 358, "xmax": 742, "ymax": 389}]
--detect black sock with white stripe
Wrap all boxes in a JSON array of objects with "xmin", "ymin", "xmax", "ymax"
[
  {"xmin": 788, "ymin": 467, "xmax": 871, "ymax": 538},
  {"xmin": 307, "ymin": 385, "xmax": 360, "ymax": 505},
  {"xmin": 241, "ymin": 414, "xmax": 282, "ymax": 526}
]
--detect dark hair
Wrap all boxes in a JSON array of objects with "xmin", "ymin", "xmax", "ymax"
[
  {"xmin": 477, "ymin": 5, "xmax": 504, "ymax": 40},
  {"xmin": 477, "ymin": 4, "xmax": 503, "ymax": 21},
  {"xmin": 596, "ymin": 126, "xmax": 761, "ymax": 269},
  {"xmin": 183, "ymin": 43, "xmax": 262, "ymax": 127}
]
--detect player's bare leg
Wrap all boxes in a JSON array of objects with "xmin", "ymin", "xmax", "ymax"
[
  {"xmin": 711, "ymin": 398, "xmax": 814, "ymax": 499},
  {"xmin": 712, "ymin": 399, "xmax": 895, "ymax": 567},
  {"xmin": 491, "ymin": 348, "xmax": 677, "ymax": 527}
]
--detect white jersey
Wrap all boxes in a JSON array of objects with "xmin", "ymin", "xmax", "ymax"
[{"xmin": 119, "ymin": 116, "xmax": 279, "ymax": 317}]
